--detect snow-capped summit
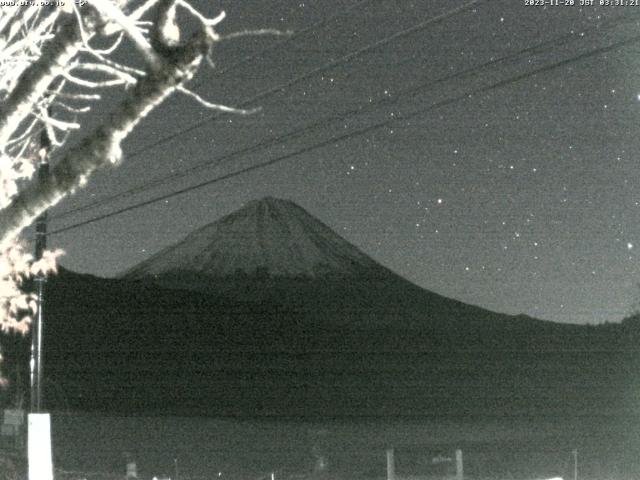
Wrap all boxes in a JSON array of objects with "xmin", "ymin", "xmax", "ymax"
[{"xmin": 123, "ymin": 197, "xmax": 383, "ymax": 279}]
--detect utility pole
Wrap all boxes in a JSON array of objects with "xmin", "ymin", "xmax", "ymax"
[
  {"xmin": 455, "ymin": 449, "xmax": 463, "ymax": 480},
  {"xmin": 386, "ymin": 447, "xmax": 395, "ymax": 480},
  {"xmin": 28, "ymin": 123, "xmax": 53, "ymax": 480},
  {"xmin": 573, "ymin": 449, "xmax": 578, "ymax": 480},
  {"xmin": 30, "ymin": 126, "xmax": 50, "ymax": 413}
]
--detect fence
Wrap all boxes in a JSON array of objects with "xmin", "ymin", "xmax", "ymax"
[
  {"xmin": 385, "ymin": 447, "xmax": 463, "ymax": 480},
  {"xmin": 85, "ymin": 446, "xmax": 576, "ymax": 480}
]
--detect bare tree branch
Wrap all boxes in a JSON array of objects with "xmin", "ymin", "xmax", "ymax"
[
  {"xmin": 0, "ymin": 0, "xmax": 258, "ymax": 341},
  {"xmin": 0, "ymin": 20, "xmax": 213, "ymax": 245},
  {"xmin": 0, "ymin": 14, "xmax": 83, "ymax": 147}
]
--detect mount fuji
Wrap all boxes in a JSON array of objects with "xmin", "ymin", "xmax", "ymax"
[
  {"xmin": 4, "ymin": 197, "xmax": 635, "ymax": 417},
  {"xmin": 123, "ymin": 196, "xmax": 384, "ymax": 280},
  {"xmin": 119, "ymin": 196, "xmax": 535, "ymax": 330}
]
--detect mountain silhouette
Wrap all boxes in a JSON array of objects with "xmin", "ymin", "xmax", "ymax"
[
  {"xmin": 2, "ymin": 198, "xmax": 638, "ymax": 417},
  {"xmin": 124, "ymin": 197, "xmax": 383, "ymax": 279},
  {"xmin": 121, "ymin": 197, "xmax": 553, "ymax": 332}
]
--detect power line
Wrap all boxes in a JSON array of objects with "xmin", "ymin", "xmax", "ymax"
[
  {"xmin": 50, "ymin": 0, "xmax": 483, "ymax": 221},
  {"xmin": 209, "ymin": 0, "xmax": 374, "ymax": 80},
  {"xmin": 46, "ymin": 32, "xmax": 640, "ymax": 237},
  {"xmin": 51, "ymin": 11, "xmax": 639, "ymax": 222},
  {"xmin": 121, "ymin": 0, "xmax": 482, "ymax": 160},
  {"xmin": 50, "ymin": 33, "xmax": 640, "ymax": 234}
]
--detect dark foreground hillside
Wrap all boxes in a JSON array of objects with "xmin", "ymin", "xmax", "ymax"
[{"xmin": 2, "ymin": 267, "xmax": 639, "ymax": 418}]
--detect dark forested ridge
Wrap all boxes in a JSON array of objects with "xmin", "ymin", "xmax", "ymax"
[{"xmin": 2, "ymin": 267, "xmax": 638, "ymax": 418}]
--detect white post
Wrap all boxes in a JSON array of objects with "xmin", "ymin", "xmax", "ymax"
[
  {"xmin": 28, "ymin": 413, "xmax": 53, "ymax": 480},
  {"xmin": 573, "ymin": 449, "xmax": 578, "ymax": 480},
  {"xmin": 386, "ymin": 447, "xmax": 395, "ymax": 480},
  {"xmin": 127, "ymin": 460, "xmax": 138, "ymax": 479},
  {"xmin": 455, "ymin": 449, "xmax": 463, "ymax": 480}
]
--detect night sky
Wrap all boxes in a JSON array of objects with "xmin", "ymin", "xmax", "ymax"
[{"xmin": 37, "ymin": 0, "xmax": 640, "ymax": 324}]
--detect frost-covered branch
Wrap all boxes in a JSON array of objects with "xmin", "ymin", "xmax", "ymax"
[
  {"xmin": 0, "ymin": 2, "xmax": 217, "ymax": 245},
  {"xmin": 0, "ymin": 13, "xmax": 84, "ymax": 147},
  {"xmin": 177, "ymin": 86, "xmax": 259, "ymax": 115},
  {"xmin": 0, "ymin": 0, "xmax": 241, "ymax": 339},
  {"xmin": 220, "ymin": 28, "xmax": 293, "ymax": 41},
  {"xmin": 87, "ymin": 0, "xmax": 161, "ymax": 69}
]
